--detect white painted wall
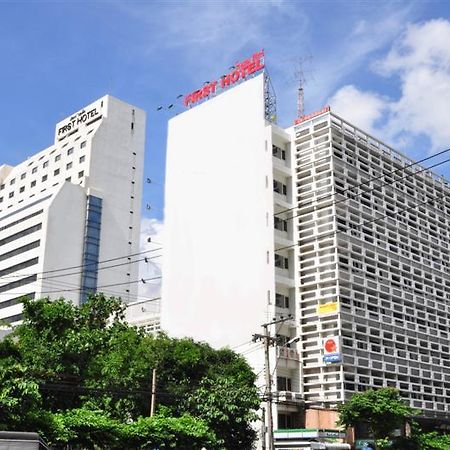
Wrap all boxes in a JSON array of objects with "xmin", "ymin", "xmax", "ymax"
[
  {"xmin": 162, "ymin": 75, "xmax": 276, "ymax": 349},
  {"xmin": 88, "ymin": 96, "xmax": 146, "ymax": 302},
  {"xmin": 38, "ymin": 182, "xmax": 87, "ymax": 304}
]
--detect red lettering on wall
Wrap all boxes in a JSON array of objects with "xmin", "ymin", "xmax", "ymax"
[
  {"xmin": 294, "ymin": 106, "xmax": 331, "ymax": 125},
  {"xmin": 184, "ymin": 50, "xmax": 265, "ymax": 107}
]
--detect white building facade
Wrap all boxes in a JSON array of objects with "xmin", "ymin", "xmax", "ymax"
[
  {"xmin": 294, "ymin": 109, "xmax": 450, "ymax": 418},
  {"xmin": 162, "ymin": 65, "xmax": 450, "ymax": 442},
  {"xmin": 163, "ymin": 72, "xmax": 302, "ymax": 435},
  {"xmin": 0, "ymin": 95, "xmax": 146, "ymax": 324}
]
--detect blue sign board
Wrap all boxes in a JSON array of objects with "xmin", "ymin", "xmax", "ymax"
[{"xmin": 323, "ymin": 353, "xmax": 342, "ymax": 363}]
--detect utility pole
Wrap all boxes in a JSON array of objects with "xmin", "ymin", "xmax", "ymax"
[
  {"xmin": 263, "ymin": 322, "xmax": 275, "ymax": 450},
  {"xmin": 261, "ymin": 406, "xmax": 266, "ymax": 450},
  {"xmin": 150, "ymin": 368, "xmax": 157, "ymax": 416},
  {"xmin": 253, "ymin": 315, "xmax": 292, "ymax": 450}
]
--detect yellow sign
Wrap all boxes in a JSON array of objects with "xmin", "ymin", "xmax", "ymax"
[{"xmin": 317, "ymin": 302, "xmax": 338, "ymax": 316}]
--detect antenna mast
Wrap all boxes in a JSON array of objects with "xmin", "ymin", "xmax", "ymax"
[{"xmin": 292, "ymin": 55, "xmax": 313, "ymax": 118}]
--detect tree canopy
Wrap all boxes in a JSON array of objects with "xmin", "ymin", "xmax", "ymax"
[
  {"xmin": 0, "ymin": 294, "xmax": 260, "ymax": 449},
  {"xmin": 337, "ymin": 388, "xmax": 416, "ymax": 441}
]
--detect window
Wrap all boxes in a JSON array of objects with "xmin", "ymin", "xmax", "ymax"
[
  {"xmin": 0, "ymin": 198, "xmax": 2, "ymax": 203},
  {"xmin": 65, "ymin": 177, "xmax": 71, "ymax": 182},
  {"xmin": 32, "ymin": 167, "xmax": 37, "ymax": 174},
  {"xmin": 0, "ymin": 184, "xmax": 4, "ymax": 190},
  {"xmin": 80, "ymin": 141, "xmax": 86, "ymax": 149},
  {"xmin": 54, "ymin": 168, "xmax": 60, "ymax": 176},
  {"xmin": 78, "ymin": 171, "xmax": 84, "ymax": 178},
  {"xmin": 274, "ymin": 217, "xmax": 288, "ymax": 232},
  {"xmin": 67, "ymin": 147, "xmax": 74, "ymax": 155},
  {"xmin": 272, "ymin": 145, "xmax": 286, "ymax": 160},
  {"xmin": 273, "ymin": 180, "xmax": 287, "ymax": 195},
  {"xmin": 43, "ymin": 161, "xmax": 49, "ymax": 168},
  {"xmin": 19, "ymin": 187, "xmax": 24, "ymax": 193},
  {"xmin": 42, "ymin": 175, "xmax": 47, "ymax": 182},
  {"xmin": 66, "ymin": 162, "xmax": 73, "ymax": 170},
  {"xmin": 276, "ymin": 293, "xmax": 290, "ymax": 309},
  {"xmin": 274, "ymin": 253, "xmax": 289, "ymax": 269},
  {"xmin": 277, "ymin": 376, "xmax": 292, "ymax": 391},
  {"xmin": 20, "ymin": 173, "xmax": 26, "ymax": 180},
  {"xmin": 55, "ymin": 154, "xmax": 61, "ymax": 162},
  {"xmin": 10, "ymin": 178, "xmax": 15, "ymax": 185},
  {"xmin": 8, "ymin": 192, "xmax": 14, "ymax": 198},
  {"xmin": 79, "ymin": 155, "xmax": 85, "ymax": 163},
  {"xmin": 31, "ymin": 181, "xmax": 36, "ymax": 187}
]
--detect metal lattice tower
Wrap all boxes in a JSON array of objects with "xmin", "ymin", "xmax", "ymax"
[
  {"xmin": 292, "ymin": 55, "xmax": 313, "ymax": 118},
  {"xmin": 264, "ymin": 72, "xmax": 277, "ymax": 124}
]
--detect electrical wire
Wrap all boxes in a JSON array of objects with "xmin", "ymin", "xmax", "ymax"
[
  {"xmin": 274, "ymin": 165, "xmax": 450, "ymax": 253},
  {"xmin": 0, "ymin": 253, "xmax": 162, "ymax": 283},
  {"xmin": 0, "ymin": 275, "xmax": 162, "ymax": 297},
  {"xmin": 274, "ymin": 146, "xmax": 450, "ymax": 217},
  {"xmin": 34, "ymin": 274, "xmax": 163, "ymax": 303},
  {"xmin": 279, "ymin": 153, "xmax": 450, "ymax": 226}
]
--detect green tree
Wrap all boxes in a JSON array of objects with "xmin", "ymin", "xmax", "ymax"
[
  {"xmin": 188, "ymin": 375, "xmax": 259, "ymax": 449},
  {"xmin": 337, "ymin": 388, "xmax": 417, "ymax": 441},
  {"xmin": 416, "ymin": 431, "xmax": 450, "ymax": 450},
  {"xmin": 0, "ymin": 294, "xmax": 259, "ymax": 449}
]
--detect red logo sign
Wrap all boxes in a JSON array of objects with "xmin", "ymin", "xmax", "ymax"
[
  {"xmin": 294, "ymin": 106, "xmax": 330, "ymax": 125},
  {"xmin": 324, "ymin": 338, "xmax": 337, "ymax": 353},
  {"xmin": 184, "ymin": 50, "xmax": 265, "ymax": 108}
]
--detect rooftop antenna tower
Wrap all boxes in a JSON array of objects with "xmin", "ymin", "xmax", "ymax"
[{"xmin": 292, "ymin": 54, "xmax": 313, "ymax": 118}]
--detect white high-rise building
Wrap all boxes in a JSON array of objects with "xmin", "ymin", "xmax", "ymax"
[
  {"xmin": 0, "ymin": 95, "xmax": 146, "ymax": 325},
  {"xmin": 162, "ymin": 62, "xmax": 450, "ymax": 446}
]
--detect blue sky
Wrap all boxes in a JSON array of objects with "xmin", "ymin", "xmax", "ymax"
[{"xmin": 1, "ymin": 0, "xmax": 450, "ymax": 234}]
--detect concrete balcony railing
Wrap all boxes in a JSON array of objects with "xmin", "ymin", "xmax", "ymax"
[
  {"xmin": 277, "ymin": 346, "xmax": 300, "ymax": 361},
  {"xmin": 275, "ymin": 390, "xmax": 304, "ymax": 404}
]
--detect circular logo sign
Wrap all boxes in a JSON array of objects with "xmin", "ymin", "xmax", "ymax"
[{"xmin": 324, "ymin": 338, "xmax": 337, "ymax": 353}]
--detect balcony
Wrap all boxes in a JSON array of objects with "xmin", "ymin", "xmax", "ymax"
[
  {"xmin": 278, "ymin": 346, "xmax": 300, "ymax": 361},
  {"xmin": 275, "ymin": 390, "xmax": 304, "ymax": 405}
]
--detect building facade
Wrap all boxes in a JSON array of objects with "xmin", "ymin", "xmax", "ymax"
[
  {"xmin": 162, "ymin": 73, "xmax": 302, "ymax": 436},
  {"xmin": 0, "ymin": 95, "xmax": 146, "ymax": 324},
  {"xmin": 294, "ymin": 109, "xmax": 450, "ymax": 419},
  {"xmin": 163, "ymin": 67, "xmax": 450, "ymax": 444}
]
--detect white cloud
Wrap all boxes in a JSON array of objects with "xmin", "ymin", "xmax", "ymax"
[
  {"xmin": 381, "ymin": 19, "xmax": 450, "ymax": 151},
  {"xmin": 116, "ymin": 1, "xmax": 292, "ymax": 76},
  {"xmin": 305, "ymin": 3, "xmax": 417, "ymax": 111},
  {"xmin": 329, "ymin": 85, "xmax": 388, "ymax": 135},
  {"xmin": 379, "ymin": 19, "xmax": 450, "ymax": 74},
  {"xmin": 329, "ymin": 19, "xmax": 450, "ymax": 153},
  {"xmin": 138, "ymin": 217, "xmax": 164, "ymax": 308}
]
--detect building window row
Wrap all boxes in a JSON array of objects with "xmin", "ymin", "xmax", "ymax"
[
  {"xmin": 0, "ymin": 292, "xmax": 35, "ymax": 310},
  {"xmin": 0, "ymin": 142, "xmax": 88, "ymax": 205},
  {"xmin": 0, "ymin": 274, "xmax": 37, "ymax": 294},
  {"xmin": 0, "ymin": 223, "xmax": 42, "ymax": 247},
  {"xmin": 0, "ymin": 240, "xmax": 40, "ymax": 263}
]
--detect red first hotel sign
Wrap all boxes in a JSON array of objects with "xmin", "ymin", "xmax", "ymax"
[{"xmin": 184, "ymin": 50, "xmax": 265, "ymax": 108}]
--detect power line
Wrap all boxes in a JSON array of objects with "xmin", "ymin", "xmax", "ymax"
[
  {"xmin": 0, "ymin": 276, "xmax": 162, "ymax": 297},
  {"xmin": 0, "ymin": 253, "xmax": 162, "ymax": 283},
  {"xmin": 274, "ymin": 146, "xmax": 450, "ymax": 217},
  {"xmin": 32, "ymin": 275, "xmax": 163, "ymax": 304},
  {"xmin": 279, "ymin": 152, "xmax": 450, "ymax": 226},
  {"xmin": 274, "ymin": 162, "xmax": 450, "ymax": 253}
]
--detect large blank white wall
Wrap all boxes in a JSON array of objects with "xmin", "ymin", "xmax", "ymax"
[{"xmin": 162, "ymin": 75, "xmax": 275, "ymax": 349}]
